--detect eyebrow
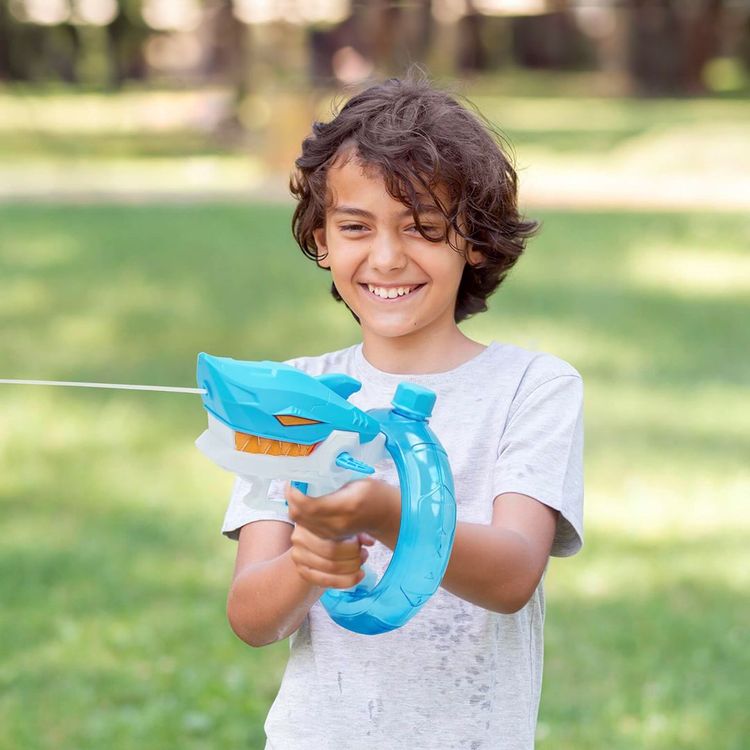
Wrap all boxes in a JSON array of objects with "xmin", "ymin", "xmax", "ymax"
[{"xmin": 331, "ymin": 205, "xmax": 443, "ymax": 219}]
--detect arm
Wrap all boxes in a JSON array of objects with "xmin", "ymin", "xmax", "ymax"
[
  {"xmin": 226, "ymin": 521, "xmax": 324, "ymax": 648},
  {"xmin": 227, "ymin": 519, "xmax": 371, "ymax": 647},
  {"xmin": 373, "ymin": 488, "xmax": 558, "ymax": 614},
  {"xmin": 286, "ymin": 480, "xmax": 558, "ymax": 615}
]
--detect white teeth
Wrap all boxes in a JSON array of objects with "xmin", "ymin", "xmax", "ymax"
[{"xmin": 367, "ymin": 284, "xmax": 416, "ymax": 299}]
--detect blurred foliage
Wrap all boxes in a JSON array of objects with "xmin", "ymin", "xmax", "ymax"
[{"xmin": 1, "ymin": 0, "xmax": 749, "ymax": 97}]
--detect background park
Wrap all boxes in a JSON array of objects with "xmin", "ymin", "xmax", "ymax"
[{"xmin": 0, "ymin": 1, "xmax": 749, "ymax": 748}]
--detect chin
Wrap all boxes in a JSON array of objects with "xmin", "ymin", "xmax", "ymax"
[{"xmin": 364, "ymin": 321, "xmax": 426, "ymax": 339}]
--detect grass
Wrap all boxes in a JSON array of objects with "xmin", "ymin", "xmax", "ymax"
[{"xmin": 0, "ymin": 202, "xmax": 748, "ymax": 748}]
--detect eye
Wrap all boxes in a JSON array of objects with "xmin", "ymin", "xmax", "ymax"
[
  {"xmin": 275, "ymin": 415, "xmax": 321, "ymax": 426},
  {"xmin": 408, "ymin": 224, "xmax": 445, "ymax": 240},
  {"xmin": 340, "ymin": 223, "xmax": 367, "ymax": 232}
]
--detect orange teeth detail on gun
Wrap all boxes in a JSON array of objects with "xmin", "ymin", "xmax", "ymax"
[{"xmin": 234, "ymin": 431, "xmax": 319, "ymax": 456}]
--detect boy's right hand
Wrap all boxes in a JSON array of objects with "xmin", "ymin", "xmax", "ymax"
[{"xmin": 290, "ymin": 523, "xmax": 375, "ymax": 590}]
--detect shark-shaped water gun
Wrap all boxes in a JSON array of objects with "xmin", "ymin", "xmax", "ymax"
[
  {"xmin": 194, "ymin": 353, "xmax": 457, "ymax": 636},
  {"xmin": 0, "ymin": 352, "xmax": 457, "ymax": 636}
]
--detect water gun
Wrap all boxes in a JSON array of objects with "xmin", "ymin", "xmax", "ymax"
[
  {"xmin": 194, "ymin": 353, "xmax": 457, "ymax": 636},
  {"xmin": 0, "ymin": 352, "xmax": 458, "ymax": 636}
]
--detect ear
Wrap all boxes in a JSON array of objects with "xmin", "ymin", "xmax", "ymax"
[
  {"xmin": 313, "ymin": 227, "xmax": 330, "ymax": 268},
  {"xmin": 466, "ymin": 245, "xmax": 484, "ymax": 268}
]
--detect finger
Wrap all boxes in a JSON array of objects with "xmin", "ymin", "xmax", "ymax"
[
  {"xmin": 296, "ymin": 564, "xmax": 365, "ymax": 590},
  {"xmin": 292, "ymin": 528, "xmax": 365, "ymax": 567},
  {"xmin": 292, "ymin": 525, "xmax": 364, "ymax": 561},
  {"xmin": 291, "ymin": 545, "xmax": 364, "ymax": 576}
]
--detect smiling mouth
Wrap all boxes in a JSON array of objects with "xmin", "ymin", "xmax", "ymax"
[{"xmin": 360, "ymin": 283, "xmax": 426, "ymax": 301}]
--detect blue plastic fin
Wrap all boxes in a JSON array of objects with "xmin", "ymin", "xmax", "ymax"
[
  {"xmin": 335, "ymin": 452, "xmax": 375, "ymax": 475},
  {"xmin": 316, "ymin": 372, "xmax": 362, "ymax": 400},
  {"xmin": 291, "ymin": 481, "xmax": 309, "ymax": 495}
]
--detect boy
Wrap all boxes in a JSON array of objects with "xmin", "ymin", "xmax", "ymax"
[{"xmin": 222, "ymin": 72, "xmax": 583, "ymax": 749}]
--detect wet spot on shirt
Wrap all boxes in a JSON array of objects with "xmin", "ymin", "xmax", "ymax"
[
  {"xmin": 337, "ymin": 671, "xmax": 342, "ymax": 694},
  {"xmin": 367, "ymin": 698, "xmax": 385, "ymax": 725},
  {"xmin": 470, "ymin": 742, "xmax": 482, "ymax": 750}
]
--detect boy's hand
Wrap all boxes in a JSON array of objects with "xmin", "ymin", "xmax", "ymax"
[
  {"xmin": 285, "ymin": 478, "xmax": 402, "ymax": 590},
  {"xmin": 284, "ymin": 478, "xmax": 400, "ymax": 543},
  {"xmin": 289, "ymin": 525, "xmax": 375, "ymax": 590}
]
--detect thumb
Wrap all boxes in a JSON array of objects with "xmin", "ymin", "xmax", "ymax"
[{"xmin": 358, "ymin": 532, "xmax": 376, "ymax": 546}]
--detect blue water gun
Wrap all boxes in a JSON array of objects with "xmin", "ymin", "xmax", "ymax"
[{"xmin": 194, "ymin": 353, "xmax": 457, "ymax": 636}]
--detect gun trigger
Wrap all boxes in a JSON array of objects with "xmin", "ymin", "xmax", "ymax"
[{"xmin": 335, "ymin": 452, "xmax": 375, "ymax": 475}]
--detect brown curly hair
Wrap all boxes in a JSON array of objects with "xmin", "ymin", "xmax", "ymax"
[{"xmin": 289, "ymin": 68, "xmax": 539, "ymax": 324}]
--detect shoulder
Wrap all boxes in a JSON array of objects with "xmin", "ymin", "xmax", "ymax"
[
  {"xmin": 281, "ymin": 343, "xmax": 359, "ymax": 378},
  {"xmin": 486, "ymin": 341, "xmax": 583, "ymax": 405},
  {"xmin": 485, "ymin": 341, "xmax": 581, "ymax": 379}
]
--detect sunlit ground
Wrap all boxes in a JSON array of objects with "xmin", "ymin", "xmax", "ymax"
[
  {"xmin": 1, "ymin": 87, "xmax": 749, "ymax": 209},
  {"xmin": 0, "ymin": 201, "xmax": 747, "ymax": 749}
]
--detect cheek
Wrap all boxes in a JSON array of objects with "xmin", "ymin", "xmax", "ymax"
[{"xmin": 426, "ymin": 251, "xmax": 467, "ymax": 283}]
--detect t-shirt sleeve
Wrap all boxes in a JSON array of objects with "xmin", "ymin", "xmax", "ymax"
[
  {"xmin": 491, "ymin": 373, "xmax": 584, "ymax": 557},
  {"xmin": 221, "ymin": 476, "xmax": 292, "ymax": 541}
]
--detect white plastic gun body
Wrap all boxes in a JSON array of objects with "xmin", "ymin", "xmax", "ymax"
[{"xmin": 196, "ymin": 413, "xmax": 387, "ymax": 513}]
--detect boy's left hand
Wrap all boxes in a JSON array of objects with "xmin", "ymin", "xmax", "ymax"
[{"xmin": 284, "ymin": 478, "xmax": 400, "ymax": 544}]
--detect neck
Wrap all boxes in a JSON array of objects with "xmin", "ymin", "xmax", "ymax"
[{"xmin": 361, "ymin": 327, "xmax": 486, "ymax": 375}]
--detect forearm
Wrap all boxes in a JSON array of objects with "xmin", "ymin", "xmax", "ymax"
[
  {"xmin": 374, "ymin": 487, "xmax": 542, "ymax": 614},
  {"xmin": 440, "ymin": 523, "xmax": 540, "ymax": 613},
  {"xmin": 227, "ymin": 548, "xmax": 325, "ymax": 647}
]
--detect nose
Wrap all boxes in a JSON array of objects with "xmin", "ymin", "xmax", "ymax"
[{"xmin": 368, "ymin": 230, "xmax": 407, "ymax": 274}]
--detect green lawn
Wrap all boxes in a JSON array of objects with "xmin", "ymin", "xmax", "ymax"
[{"xmin": 1, "ymin": 203, "xmax": 748, "ymax": 749}]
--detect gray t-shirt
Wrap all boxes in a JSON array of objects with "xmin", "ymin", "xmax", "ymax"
[{"xmin": 222, "ymin": 341, "xmax": 584, "ymax": 750}]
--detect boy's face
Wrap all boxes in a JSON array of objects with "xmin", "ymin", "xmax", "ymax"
[{"xmin": 312, "ymin": 155, "xmax": 482, "ymax": 346}]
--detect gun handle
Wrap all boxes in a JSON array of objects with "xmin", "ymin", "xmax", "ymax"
[{"xmin": 291, "ymin": 478, "xmax": 374, "ymax": 593}]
